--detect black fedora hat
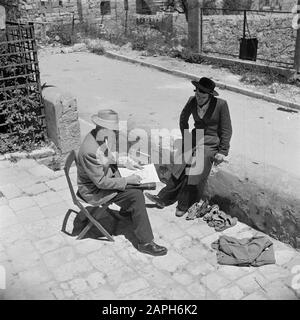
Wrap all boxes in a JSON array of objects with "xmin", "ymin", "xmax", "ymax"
[{"xmin": 191, "ymin": 77, "xmax": 219, "ymax": 96}]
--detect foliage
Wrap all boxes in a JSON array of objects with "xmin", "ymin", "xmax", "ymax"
[
  {"xmin": 46, "ymin": 23, "xmax": 78, "ymax": 46},
  {"xmin": 0, "ymin": 93, "xmax": 46, "ymax": 153},
  {"xmin": 0, "ymin": 32, "xmax": 45, "ymax": 154}
]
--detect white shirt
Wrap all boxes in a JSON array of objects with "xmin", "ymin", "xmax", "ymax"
[{"xmin": 197, "ymin": 100, "xmax": 210, "ymax": 119}]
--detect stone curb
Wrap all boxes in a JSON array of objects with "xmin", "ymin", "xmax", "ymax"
[
  {"xmin": 0, "ymin": 147, "xmax": 56, "ymax": 162},
  {"xmin": 105, "ymin": 51, "xmax": 300, "ymax": 111}
]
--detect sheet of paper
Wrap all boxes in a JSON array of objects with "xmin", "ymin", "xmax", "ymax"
[{"xmin": 118, "ymin": 164, "xmax": 160, "ymax": 184}]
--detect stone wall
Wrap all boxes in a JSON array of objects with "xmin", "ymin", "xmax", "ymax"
[{"xmin": 202, "ymin": 13, "xmax": 296, "ymax": 66}]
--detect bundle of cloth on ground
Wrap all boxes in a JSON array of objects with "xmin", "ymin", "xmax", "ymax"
[{"xmin": 211, "ymin": 235, "xmax": 276, "ymax": 267}]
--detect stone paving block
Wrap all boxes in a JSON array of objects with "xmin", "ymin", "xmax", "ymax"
[
  {"xmin": 56, "ymin": 188, "xmax": 72, "ymax": 201},
  {"xmin": 172, "ymin": 271, "xmax": 194, "ymax": 286},
  {"xmin": 40, "ymin": 201, "xmax": 70, "ymax": 218},
  {"xmin": 105, "ymin": 266, "xmax": 137, "ymax": 288},
  {"xmin": 136, "ymin": 264, "xmax": 174, "ymax": 289},
  {"xmin": 51, "ymin": 288, "xmax": 65, "ymax": 300},
  {"xmin": 43, "ymin": 246, "xmax": 76, "ymax": 269},
  {"xmin": 162, "ymin": 284, "xmax": 194, "ymax": 300},
  {"xmin": 0, "ymin": 197, "xmax": 8, "ymax": 206},
  {"xmin": 124, "ymin": 287, "xmax": 165, "ymax": 300},
  {"xmin": 0, "ymin": 205, "xmax": 18, "ymax": 228},
  {"xmin": 45, "ymin": 176, "xmax": 69, "ymax": 191},
  {"xmin": 242, "ymin": 290, "xmax": 268, "ymax": 300},
  {"xmin": 35, "ymin": 234, "xmax": 67, "ymax": 254},
  {"xmin": 17, "ymin": 174, "xmax": 41, "ymax": 188},
  {"xmin": 15, "ymin": 159, "xmax": 38, "ymax": 169},
  {"xmin": 86, "ymin": 272, "xmax": 106, "ymax": 289},
  {"xmin": 27, "ymin": 165, "xmax": 56, "ymax": 180},
  {"xmin": 257, "ymin": 264, "xmax": 290, "ymax": 281},
  {"xmin": 236, "ymin": 272, "xmax": 268, "ymax": 295},
  {"xmin": 7, "ymin": 240, "xmax": 42, "ymax": 272},
  {"xmin": 0, "ymin": 250, "xmax": 8, "ymax": 262},
  {"xmin": 53, "ymin": 257, "xmax": 94, "ymax": 282},
  {"xmin": 74, "ymin": 239, "xmax": 104, "ymax": 255},
  {"xmin": 275, "ymin": 249, "xmax": 296, "ymax": 266},
  {"xmin": 264, "ymin": 280, "xmax": 298, "ymax": 300},
  {"xmin": 18, "ymin": 263, "xmax": 53, "ymax": 287},
  {"xmin": 32, "ymin": 191, "xmax": 64, "ymax": 208},
  {"xmin": 152, "ymin": 250, "xmax": 189, "ymax": 273},
  {"xmin": 3, "ymin": 281, "xmax": 28, "ymax": 300},
  {"xmin": 0, "ymin": 183, "xmax": 24, "ymax": 200},
  {"xmin": 0, "ymin": 223, "xmax": 31, "ymax": 244},
  {"xmin": 217, "ymin": 285, "xmax": 245, "ymax": 300},
  {"xmin": 181, "ymin": 244, "xmax": 209, "ymax": 262},
  {"xmin": 186, "ymin": 224, "xmax": 212, "ymax": 240},
  {"xmin": 23, "ymin": 219, "xmax": 58, "ymax": 239},
  {"xmin": 217, "ymin": 265, "xmax": 251, "ymax": 281},
  {"xmin": 15, "ymin": 206, "xmax": 44, "ymax": 223},
  {"xmin": 149, "ymin": 213, "xmax": 169, "ymax": 231},
  {"xmin": 88, "ymin": 248, "xmax": 125, "ymax": 273},
  {"xmin": 88, "ymin": 287, "xmax": 117, "ymax": 300},
  {"xmin": 0, "ymin": 170, "xmax": 33, "ymax": 187},
  {"xmin": 186, "ymin": 261, "xmax": 215, "ymax": 276},
  {"xmin": 200, "ymin": 272, "xmax": 231, "ymax": 292},
  {"xmin": 9, "ymin": 196, "xmax": 37, "ymax": 212},
  {"xmin": 159, "ymin": 221, "xmax": 186, "ymax": 241},
  {"xmin": 200, "ymin": 233, "xmax": 220, "ymax": 248},
  {"xmin": 69, "ymin": 278, "xmax": 89, "ymax": 295},
  {"xmin": 173, "ymin": 236, "xmax": 193, "ymax": 251},
  {"xmin": 116, "ymin": 278, "xmax": 150, "ymax": 297},
  {"xmin": 22, "ymin": 183, "xmax": 50, "ymax": 196}
]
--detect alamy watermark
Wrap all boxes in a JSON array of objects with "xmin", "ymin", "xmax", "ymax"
[
  {"xmin": 292, "ymin": 5, "xmax": 300, "ymax": 30},
  {"xmin": 94, "ymin": 123, "xmax": 207, "ymax": 176},
  {"xmin": 0, "ymin": 265, "xmax": 5, "ymax": 290}
]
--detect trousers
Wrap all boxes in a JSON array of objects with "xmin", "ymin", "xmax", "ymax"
[
  {"xmin": 112, "ymin": 189, "xmax": 154, "ymax": 244},
  {"xmin": 157, "ymin": 171, "xmax": 201, "ymax": 211}
]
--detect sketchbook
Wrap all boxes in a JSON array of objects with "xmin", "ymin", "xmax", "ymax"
[{"xmin": 118, "ymin": 164, "xmax": 160, "ymax": 184}]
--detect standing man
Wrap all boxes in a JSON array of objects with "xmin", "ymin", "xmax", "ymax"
[
  {"xmin": 77, "ymin": 109, "xmax": 167, "ymax": 256},
  {"xmin": 146, "ymin": 77, "xmax": 232, "ymax": 217}
]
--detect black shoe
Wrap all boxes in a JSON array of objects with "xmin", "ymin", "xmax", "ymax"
[
  {"xmin": 137, "ymin": 241, "xmax": 168, "ymax": 256},
  {"xmin": 145, "ymin": 193, "xmax": 166, "ymax": 209}
]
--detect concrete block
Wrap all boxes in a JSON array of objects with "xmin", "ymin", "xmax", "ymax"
[
  {"xmin": 43, "ymin": 87, "xmax": 81, "ymax": 154},
  {"xmin": 152, "ymin": 250, "xmax": 189, "ymax": 273}
]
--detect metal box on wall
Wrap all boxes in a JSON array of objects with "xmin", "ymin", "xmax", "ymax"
[{"xmin": 239, "ymin": 38, "xmax": 258, "ymax": 61}]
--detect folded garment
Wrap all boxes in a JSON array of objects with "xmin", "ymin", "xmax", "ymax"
[{"xmin": 211, "ymin": 235, "xmax": 276, "ymax": 267}]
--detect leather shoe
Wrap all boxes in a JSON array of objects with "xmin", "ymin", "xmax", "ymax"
[
  {"xmin": 175, "ymin": 208, "xmax": 187, "ymax": 217},
  {"xmin": 138, "ymin": 241, "xmax": 168, "ymax": 256},
  {"xmin": 145, "ymin": 193, "xmax": 165, "ymax": 209}
]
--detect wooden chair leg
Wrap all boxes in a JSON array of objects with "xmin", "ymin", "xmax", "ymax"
[
  {"xmin": 77, "ymin": 206, "xmax": 114, "ymax": 242},
  {"xmin": 77, "ymin": 221, "xmax": 93, "ymax": 240}
]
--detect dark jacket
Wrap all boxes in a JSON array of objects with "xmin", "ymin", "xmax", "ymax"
[
  {"xmin": 77, "ymin": 129, "xmax": 127, "ymax": 206},
  {"xmin": 179, "ymin": 96, "xmax": 232, "ymax": 156},
  {"xmin": 171, "ymin": 96, "xmax": 232, "ymax": 185}
]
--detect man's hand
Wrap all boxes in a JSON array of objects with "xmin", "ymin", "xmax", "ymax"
[
  {"xmin": 125, "ymin": 174, "xmax": 142, "ymax": 185},
  {"xmin": 214, "ymin": 153, "xmax": 225, "ymax": 166}
]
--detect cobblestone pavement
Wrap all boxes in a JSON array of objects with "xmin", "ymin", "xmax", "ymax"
[{"xmin": 0, "ymin": 158, "xmax": 299, "ymax": 300}]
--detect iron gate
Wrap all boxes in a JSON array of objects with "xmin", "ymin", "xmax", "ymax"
[{"xmin": 0, "ymin": 21, "xmax": 46, "ymax": 139}]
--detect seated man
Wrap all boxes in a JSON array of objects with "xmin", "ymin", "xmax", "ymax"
[{"xmin": 77, "ymin": 109, "xmax": 167, "ymax": 256}]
